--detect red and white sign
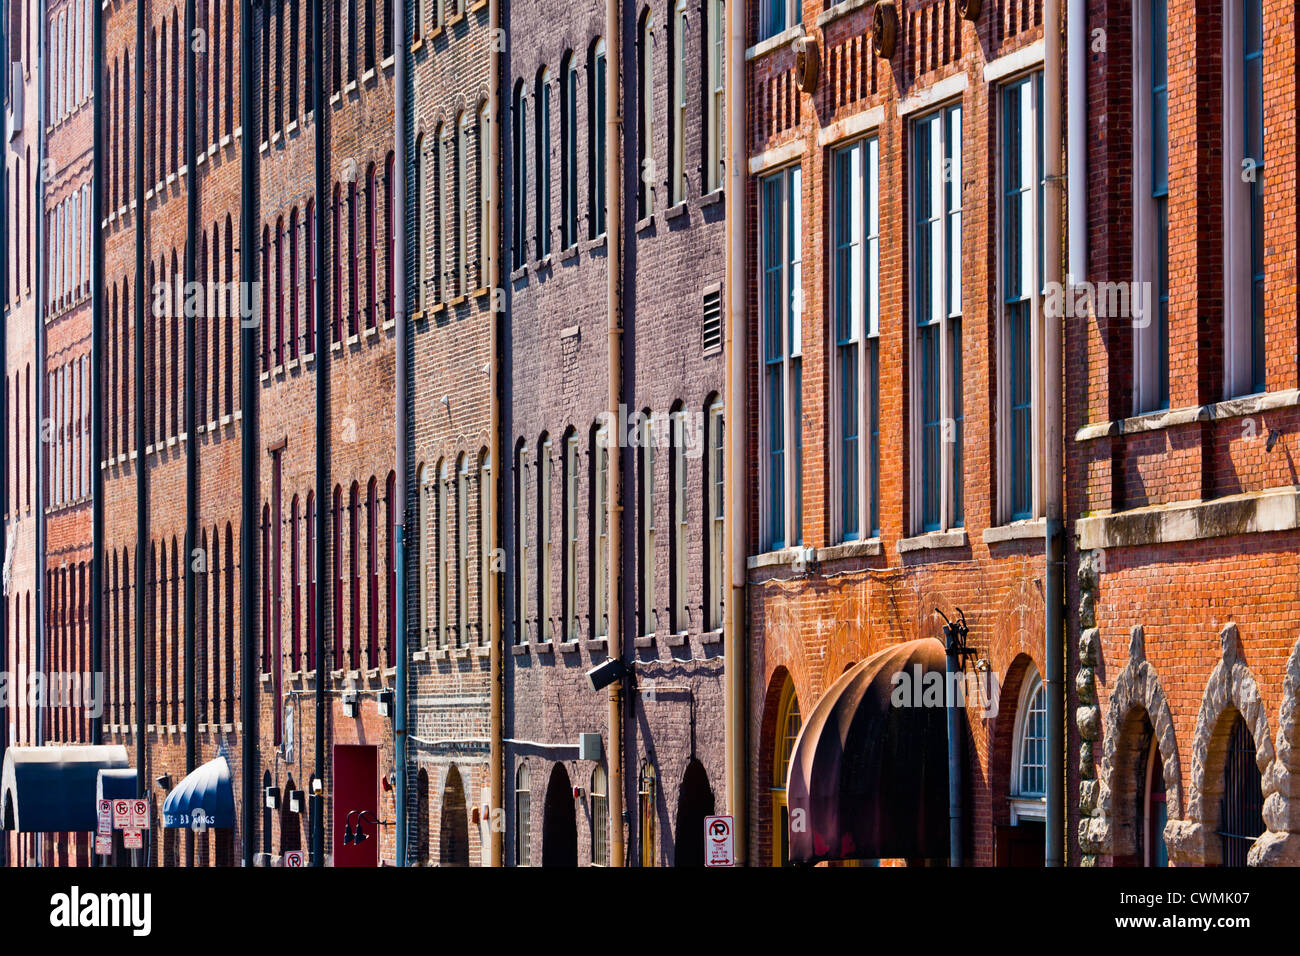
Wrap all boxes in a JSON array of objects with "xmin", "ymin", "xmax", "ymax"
[
  {"xmin": 704, "ymin": 815, "xmax": 735, "ymax": 867},
  {"xmin": 132, "ymin": 799, "xmax": 150, "ymax": 830},
  {"xmin": 123, "ymin": 828, "xmax": 143, "ymax": 850},
  {"xmin": 283, "ymin": 850, "xmax": 306, "ymax": 868},
  {"xmin": 94, "ymin": 834, "xmax": 113, "ymax": 856},
  {"xmin": 112, "ymin": 799, "xmax": 131, "ymax": 830},
  {"xmin": 96, "ymin": 800, "xmax": 112, "ymax": 835}
]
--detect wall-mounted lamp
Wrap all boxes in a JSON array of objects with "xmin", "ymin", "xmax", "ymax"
[
  {"xmin": 264, "ymin": 786, "xmax": 281, "ymax": 810},
  {"xmin": 342, "ymin": 809, "xmax": 393, "ymax": 845},
  {"xmin": 377, "ymin": 689, "xmax": 395, "ymax": 718},
  {"xmin": 288, "ymin": 789, "xmax": 305, "ymax": 813},
  {"xmin": 341, "ymin": 691, "xmax": 358, "ymax": 718}
]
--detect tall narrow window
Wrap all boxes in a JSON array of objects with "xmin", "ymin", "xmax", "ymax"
[
  {"xmin": 706, "ymin": 0, "xmax": 725, "ymax": 194},
  {"xmin": 1134, "ymin": 0, "xmax": 1169, "ymax": 412},
  {"xmin": 1218, "ymin": 712, "xmax": 1265, "ymax": 867},
  {"xmin": 414, "ymin": 135, "xmax": 425, "ymax": 307},
  {"xmin": 535, "ymin": 70, "xmax": 552, "ymax": 258},
  {"xmin": 1001, "ymin": 79, "xmax": 1039, "ymax": 523},
  {"xmin": 759, "ymin": 165, "xmax": 802, "ymax": 551},
  {"xmin": 914, "ymin": 102, "xmax": 964, "ymax": 532},
  {"xmin": 832, "ymin": 136, "xmax": 881, "ymax": 542},
  {"xmin": 515, "ymin": 443, "xmax": 530, "ymax": 643},
  {"xmin": 760, "ymin": 0, "xmax": 800, "ymax": 40},
  {"xmin": 670, "ymin": 0, "xmax": 687, "ymax": 205},
  {"xmin": 706, "ymin": 400, "xmax": 724, "ymax": 631},
  {"xmin": 563, "ymin": 433, "xmax": 579, "ymax": 641},
  {"xmin": 513, "ymin": 82, "xmax": 528, "ymax": 267},
  {"xmin": 456, "ymin": 456, "xmax": 470, "ymax": 646},
  {"xmin": 366, "ymin": 165, "xmax": 378, "ymax": 327},
  {"xmin": 348, "ymin": 181, "xmax": 360, "ymax": 336},
  {"xmin": 670, "ymin": 410, "xmax": 688, "ymax": 634},
  {"xmin": 438, "ymin": 462, "xmax": 450, "ymax": 647},
  {"xmin": 638, "ymin": 413, "xmax": 656, "ymax": 636},
  {"xmin": 592, "ymin": 426, "xmax": 608, "ymax": 638},
  {"xmin": 515, "ymin": 766, "xmax": 531, "ymax": 866},
  {"xmin": 478, "ymin": 451, "xmax": 491, "ymax": 646},
  {"xmin": 478, "ymin": 102, "xmax": 491, "ymax": 288},
  {"xmin": 591, "ymin": 765, "xmax": 608, "ymax": 866},
  {"xmin": 537, "ymin": 437, "xmax": 553, "ymax": 643},
  {"xmin": 589, "ymin": 39, "xmax": 607, "ymax": 238},
  {"xmin": 431, "ymin": 126, "xmax": 443, "ymax": 302},
  {"xmin": 457, "ymin": 113, "xmax": 471, "ymax": 293},
  {"xmin": 637, "ymin": 12, "xmax": 654, "ymax": 220},
  {"xmin": 1225, "ymin": 0, "xmax": 1265, "ymax": 397},
  {"xmin": 306, "ymin": 199, "xmax": 317, "ymax": 349},
  {"xmin": 561, "ymin": 54, "xmax": 579, "ymax": 248},
  {"xmin": 417, "ymin": 464, "xmax": 430, "ymax": 642},
  {"xmin": 1010, "ymin": 668, "xmax": 1048, "ymax": 824}
]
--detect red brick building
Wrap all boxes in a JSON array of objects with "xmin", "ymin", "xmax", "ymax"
[
  {"xmin": 1070, "ymin": 0, "xmax": 1300, "ymax": 867},
  {"xmin": 405, "ymin": 0, "xmax": 497, "ymax": 867},
  {"xmin": 743, "ymin": 0, "xmax": 1059, "ymax": 866}
]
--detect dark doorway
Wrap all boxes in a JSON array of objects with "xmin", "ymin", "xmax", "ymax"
[
  {"xmin": 440, "ymin": 765, "xmax": 470, "ymax": 866},
  {"xmin": 1218, "ymin": 711, "xmax": 1264, "ymax": 867},
  {"xmin": 674, "ymin": 759, "xmax": 715, "ymax": 867},
  {"xmin": 541, "ymin": 763, "xmax": 577, "ymax": 867},
  {"xmin": 280, "ymin": 776, "xmax": 302, "ymax": 854}
]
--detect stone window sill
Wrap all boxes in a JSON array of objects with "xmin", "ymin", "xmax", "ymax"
[
  {"xmin": 983, "ymin": 517, "xmax": 1047, "ymax": 545},
  {"xmin": 897, "ymin": 529, "xmax": 968, "ymax": 553},
  {"xmin": 746, "ymin": 25, "xmax": 804, "ymax": 62},
  {"xmin": 1075, "ymin": 388, "xmax": 1300, "ymax": 442}
]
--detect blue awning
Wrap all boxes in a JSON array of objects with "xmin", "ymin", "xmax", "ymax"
[
  {"xmin": 97, "ymin": 768, "xmax": 138, "ymax": 803},
  {"xmin": 162, "ymin": 755, "xmax": 235, "ymax": 829},
  {"xmin": 1, "ymin": 745, "xmax": 131, "ymax": 832}
]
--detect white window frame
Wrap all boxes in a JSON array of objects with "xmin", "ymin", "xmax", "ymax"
[
  {"xmin": 539, "ymin": 437, "xmax": 553, "ymax": 642},
  {"xmin": 516, "ymin": 443, "xmax": 530, "ymax": 643},
  {"xmin": 759, "ymin": 0, "xmax": 800, "ymax": 41},
  {"xmin": 563, "ymin": 433, "xmax": 579, "ymax": 641},
  {"xmin": 670, "ymin": 409, "xmax": 688, "ymax": 634},
  {"xmin": 706, "ymin": 400, "xmax": 724, "ymax": 631},
  {"xmin": 457, "ymin": 112, "xmax": 471, "ymax": 294},
  {"xmin": 830, "ymin": 134, "xmax": 880, "ymax": 544},
  {"xmin": 478, "ymin": 451, "xmax": 492, "ymax": 646},
  {"xmin": 478, "ymin": 102, "xmax": 491, "ymax": 288},
  {"xmin": 670, "ymin": 0, "xmax": 687, "ymax": 206},
  {"xmin": 705, "ymin": 0, "xmax": 725, "ymax": 194},
  {"xmin": 1010, "ymin": 667, "xmax": 1048, "ymax": 823},
  {"xmin": 437, "ymin": 459, "xmax": 450, "ymax": 647},
  {"xmin": 593, "ymin": 426, "xmax": 609, "ymax": 639},
  {"xmin": 456, "ymin": 454, "xmax": 469, "ymax": 646},
  {"xmin": 910, "ymin": 101, "xmax": 964, "ymax": 535},
  {"xmin": 417, "ymin": 463, "xmax": 430, "ymax": 642},
  {"xmin": 1132, "ymin": 0, "xmax": 1168, "ymax": 414},
  {"xmin": 638, "ymin": 11, "xmax": 655, "ymax": 219},
  {"xmin": 759, "ymin": 164, "xmax": 802, "ymax": 552}
]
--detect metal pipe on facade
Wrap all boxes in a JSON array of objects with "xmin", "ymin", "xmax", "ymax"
[
  {"xmin": 604, "ymin": 0, "xmax": 625, "ymax": 868},
  {"xmin": 1043, "ymin": 0, "xmax": 1065, "ymax": 868},
  {"xmin": 487, "ymin": 0, "xmax": 505, "ymax": 869},
  {"xmin": 945, "ymin": 632, "xmax": 965, "ymax": 866},
  {"xmin": 133, "ymin": 0, "xmax": 148, "ymax": 866},
  {"xmin": 1067, "ymin": 0, "xmax": 1087, "ymax": 283},
  {"xmin": 239, "ymin": 0, "xmax": 260, "ymax": 867},
  {"xmin": 392, "ymin": 0, "xmax": 409, "ymax": 867},
  {"xmin": 91, "ymin": 0, "xmax": 107, "ymax": 760},
  {"xmin": 722, "ymin": 0, "xmax": 747, "ymax": 864},
  {"xmin": 183, "ymin": 0, "xmax": 199, "ymax": 800},
  {"xmin": 0, "ymin": 2, "xmax": 10, "ymax": 871},
  {"xmin": 310, "ymin": 0, "xmax": 330, "ymax": 868}
]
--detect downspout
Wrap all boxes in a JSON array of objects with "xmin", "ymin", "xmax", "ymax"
[
  {"xmin": 91, "ymin": 0, "xmax": 107, "ymax": 757},
  {"xmin": 310, "ymin": 0, "xmax": 330, "ymax": 868},
  {"xmin": 604, "ymin": 0, "xmax": 625, "ymax": 869},
  {"xmin": 392, "ymin": 0, "xmax": 409, "ymax": 867},
  {"xmin": 0, "ymin": 0, "xmax": 9, "ymax": 871},
  {"xmin": 133, "ymin": 0, "xmax": 148, "ymax": 864},
  {"xmin": 1043, "ymin": 0, "xmax": 1065, "ymax": 868},
  {"xmin": 944, "ymin": 623, "xmax": 965, "ymax": 866},
  {"xmin": 722, "ymin": 0, "xmax": 747, "ymax": 863},
  {"xmin": 183, "ymin": 0, "xmax": 199, "ymax": 797},
  {"xmin": 239, "ymin": 0, "xmax": 260, "ymax": 867},
  {"xmin": 35, "ymin": 0, "xmax": 47, "ymax": 776},
  {"xmin": 487, "ymin": 0, "xmax": 504, "ymax": 868}
]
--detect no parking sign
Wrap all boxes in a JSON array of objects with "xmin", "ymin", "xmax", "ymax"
[{"xmin": 704, "ymin": 815, "xmax": 734, "ymax": 867}]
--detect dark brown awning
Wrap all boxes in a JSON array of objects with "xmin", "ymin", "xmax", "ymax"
[{"xmin": 787, "ymin": 638, "xmax": 950, "ymax": 864}]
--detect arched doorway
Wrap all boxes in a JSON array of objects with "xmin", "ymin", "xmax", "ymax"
[
  {"xmin": 440, "ymin": 765, "xmax": 470, "ymax": 866},
  {"xmin": 674, "ymin": 759, "xmax": 715, "ymax": 867},
  {"xmin": 541, "ymin": 763, "xmax": 577, "ymax": 867},
  {"xmin": 280, "ymin": 776, "xmax": 302, "ymax": 854},
  {"xmin": 1217, "ymin": 711, "xmax": 1264, "ymax": 867}
]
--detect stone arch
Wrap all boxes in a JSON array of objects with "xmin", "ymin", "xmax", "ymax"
[
  {"xmin": 1251, "ymin": 636, "xmax": 1300, "ymax": 865},
  {"xmin": 1164, "ymin": 624, "xmax": 1272, "ymax": 866},
  {"xmin": 1092, "ymin": 626, "xmax": 1182, "ymax": 861}
]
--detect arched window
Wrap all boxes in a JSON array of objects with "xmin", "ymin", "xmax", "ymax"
[
  {"xmin": 438, "ymin": 460, "xmax": 450, "ymax": 647},
  {"xmin": 478, "ymin": 450, "xmax": 492, "ymax": 647},
  {"xmin": 456, "ymin": 454, "xmax": 469, "ymax": 646},
  {"xmin": 306, "ymin": 492, "xmax": 317, "ymax": 670},
  {"xmin": 385, "ymin": 471, "xmax": 397, "ymax": 665},
  {"xmin": 670, "ymin": 0, "xmax": 687, "ymax": 205},
  {"xmin": 477, "ymin": 103, "xmax": 490, "ymax": 288},
  {"xmin": 562, "ymin": 430, "xmax": 579, "ymax": 641},
  {"xmin": 588, "ymin": 38, "xmax": 607, "ymax": 238},
  {"xmin": 332, "ymin": 485, "xmax": 344, "ymax": 668},
  {"xmin": 535, "ymin": 69, "xmax": 551, "ymax": 258},
  {"xmin": 515, "ymin": 765, "xmax": 531, "ymax": 866},
  {"xmin": 416, "ymin": 768, "xmax": 431, "ymax": 864},
  {"xmin": 289, "ymin": 208, "xmax": 300, "ymax": 359},
  {"xmin": 1010, "ymin": 668, "xmax": 1048, "ymax": 823},
  {"xmin": 306, "ymin": 200, "xmax": 317, "ymax": 350},
  {"xmin": 431, "ymin": 124, "xmax": 444, "ymax": 301},
  {"xmin": 417, "ymin": 463, "xmax": 430, "ymax": 643},
  {"xmin": 366, "ymin": 164, "xmax": 378, "ymax": 328},
  {"xmin": 385, "ymin": 151, "xmax": 395, "ymax": 320},
  {"xmin": 1143, "ymin": 726, "xmax": 1168, "ymax": 867},
  {"xmin": 512, "ymin": 82, "xmax": 528, "ymax": 267},
  {"xmin": 771, "ymin": 679, "xmax": 800, "ymax": 865},
  {"xmin": 348, "ymin": 180, "xmax": 360, "ymax": 336},
  {"xmin": 1218, "ymin": 711, "xmax": 1264, "ymax": 866},
  {"xmin": 705, "ymin": 398, "xmax": 725, "ymax": 630},
  {"xmin": 291, "ymin": 495, "xmax": 302, "ymax": 670},
  {"xmin": 349, "ymin": 481, "xmax": 361, "ymax": 669},
  {"xmin": 414, "ymin": 134, "xmax": 425, "ymax": 306},
  {"xmin": 669, "ymin": 407, "xmax": 689, "ymax": 634},
  {"xmin": 261, "ymin": 226, "xmax": 272, "ymax": 371},
  {"xmin": 591, "ymin": 424, "xmax": 608, "ymax": 638},
  {"xmin": 514, "ymin": 441, "xmax": 530, "ymax": 643},
  {"xmin": 332, "ymin": 184, "xmax": 343, "ymax": 341},
  {"xmin": 591, "ymin": 765, "xmax": 608, "ymax": 866},
  {"xmin": 637, "ymin": 12, "xmax": 654, "ymax": 219},
  {"xmin": 457, "ymin": 112, "xmax": 470, "ymax": 292},
  {"xmin": 275, "ymin": 216, "xmax": 286, "ymax": 366},
  {"xmin": 638, "ymin": 412, "xmax": 655, "ymax": 636},
  {"xmin": 560, "ymin": 52, "xmax": 578, "ymax": 248},
  {"xmin": 261, "ymin": 504, "xmax": 271, "ymax": 672},
  {"xmin": 367, "ymin": 476, "xmax": 379, "ymax": 668},
  {"xmin": 536, "ymin": 435, "xmax": 552, "ymax": 643}
]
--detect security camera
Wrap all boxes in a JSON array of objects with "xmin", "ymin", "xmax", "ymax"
[{"xmin": 586, "ymin": 656, "xmax": 626, "ymax": 692}]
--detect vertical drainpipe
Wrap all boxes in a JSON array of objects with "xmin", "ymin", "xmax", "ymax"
[
  {"xmin": 91, "ymin": 0, "xmax": 107, "ymax": 758},
  {"xmin": 392, "ymin": 0, "xmax": 409, "ymax": 867},
  {"xmin": 0, "ymin": 0, "xmax": 9, "ymax": 872},
  {"xmin": 1067, "ymin": 0, "xmax": 1087, "ymax": 285},
  {"xmin": 604, "ymin": 0, "xmax": 625, "ymax": 869},
  {"xmin": 722, "ymin": 0, "xmax": 747, "ymax": 863},
  {"xmin": 487, "ymin": 0, "xmax": 504, "ymax": 868},
  {"xmin": 1043, "ymin": 0, "xmax": 1065, "ymax": 868},
  {"xmin": 133, "ymin": 0, "xmax": 148, "ymax": 864},
  {"xmin": 239, "ymin": 0, "xmax": 260, "ymax": 867},
  {"xmin": 35, "ymin": 0, "xmax": 47, "ymax": 772},
  {"xmin": 310, "ymin": 0, "xmax": 330, "ymax": 868},
  {"xmin": 183, "ymin": 0, "xmax": 199, "ymax": 797},
  {"xmin": 945, "ymin": 629, "xmax": 964, "ymax": 866}
]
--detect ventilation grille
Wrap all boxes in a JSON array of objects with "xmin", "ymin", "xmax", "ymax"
[{"xmin": 702, "ymin": 288, "xmax": 722, "ymax": 353}]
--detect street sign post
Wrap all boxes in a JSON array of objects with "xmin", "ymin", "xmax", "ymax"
[
  {"xmin": 132, "ymin": 799, "xmax": 150, "ymax": 830},
  {"xmin": 705, "ymin": 815, "xmax": 735, "ymax": 867},
  {"xmin": 123, "ymin": 829, "xmax": 143, "ymax": 850},
  {"xmin": 112, "ymin": 799, "xmax": 131, "ymax": 830}
]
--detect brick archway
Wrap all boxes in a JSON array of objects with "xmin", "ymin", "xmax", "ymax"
[
  {"xmin": 1165, "ymin": 624, "xmax": 1273, "ymax": 866},
  {"xmin": 1092, "ymin": 625, "xmax": 1182, "ymax": 862}
]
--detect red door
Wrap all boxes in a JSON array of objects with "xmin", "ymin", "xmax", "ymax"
[{"xmin": 333, "ymin": 744, "xmax": 379, "ymax": 867}]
